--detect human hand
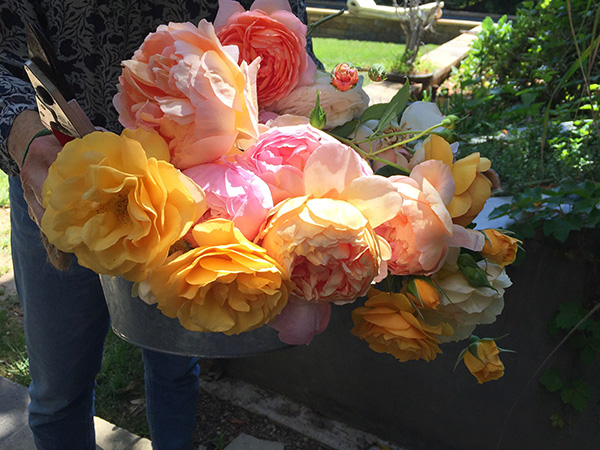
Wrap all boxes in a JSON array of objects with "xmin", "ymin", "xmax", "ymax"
[{"xmin": 8, "ymin": 110, "xmax": 71, "ymax": 269}]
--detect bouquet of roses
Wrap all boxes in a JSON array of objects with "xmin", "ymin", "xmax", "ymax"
[{"xmin": 39, "ymin": 0, "xmax": 520, "ymax": 383}]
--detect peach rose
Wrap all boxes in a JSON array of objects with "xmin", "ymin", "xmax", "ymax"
[
  {"xmin": 142, "ymin": 219, "xmax": 291, "ymax": 334},
  {"xmin": 257, "ymin": 196, "xmax": 385, "ymax": 303},
  {"xmin": 267, "ymin": 71, "xmax": 370, "ymax": 129},
  {"xmin": 351, "ymin": 288, "xmax": 453, "ymax": 362},
  {"xmin": 113, "ymin": 20, "xmax": 259, "ymax": 170},
  {"xmin": 183, "ymin": 159, "xmax": 273, "ymax": 241},
  {"xmin": 463, "ymin": 339, "xmax": 505, "ymax": 383},
  {"xmin": 480, "ymin": 229, "xmax": 520, "ymax": 267},
  {"xmin": 256, "ymin": 142, "xmax": 403, "ymax": 303},
  {"xmin": 376, "ymin": 160, "xmax": 484, "ymax": 276},
  {"xmin": 215, "ymin": 0, "xmax": 316, "ymax": 107},
  {"xmin": 412, "ymin": 134, "xmax": 492, "ymax": 226},
  {"xmin": 41, "ymin": 130, "xmax": 206, "ymax": 282}
]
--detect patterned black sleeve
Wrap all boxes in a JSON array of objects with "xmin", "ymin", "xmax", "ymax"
[
  {"xmin": 0, "ymin": 0, "xmax": 314, "ymax": 177},
  {"xmin": 0, "ymin": 2, "xmax": 39, "ymax": 176}
]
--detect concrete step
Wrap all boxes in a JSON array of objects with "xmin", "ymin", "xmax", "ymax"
[{"xmin": 0, "ymin": 376, "xmax": 151, "ymax": 450}]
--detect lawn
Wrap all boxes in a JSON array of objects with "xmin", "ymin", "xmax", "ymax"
[{"xmin": 311, "ymin": 37, "xmax": 438, "ymax": 73}]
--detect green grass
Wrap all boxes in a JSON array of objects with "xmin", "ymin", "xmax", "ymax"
[
  {"xmin": 312, "ymin": 37, "xmax": 438, "ymax": 73},
  {"xmin": 95, "ymin": 332, "xmax": 149, "ymax": 438},
  {"xmin": 0, "ymin": 298, "xmax": 30, "ymax": 387},
  {"xmin": 0, "ymin": 288, "xmax": 149, "ymax": 436},
  {"xmin": 0, "ymin": 172, "xmax": 9, "ymax": 208}
]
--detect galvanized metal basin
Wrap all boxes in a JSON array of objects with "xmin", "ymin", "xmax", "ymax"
[{"xmin": 100, "ymin": 275, "xmax": 289, "ymax": 357}]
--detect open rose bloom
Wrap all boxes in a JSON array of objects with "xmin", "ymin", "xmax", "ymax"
[
  {"xmin": 113, "ymin": 20, "xmax": 259, "ymax": 170},
  {"xmin": 215, "ymin": 0, "xmax": 316, "ymax": 107},
  {"xmin": 40, "ymin": 0, "xmax": 518, "ymax": 377}
]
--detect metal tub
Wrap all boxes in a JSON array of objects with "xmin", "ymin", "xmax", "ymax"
[{"xmin": 100, "ymin": 275, "xmax": 289, "ymax": 357}]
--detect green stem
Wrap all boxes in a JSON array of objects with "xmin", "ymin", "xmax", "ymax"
[
  {"xmin": 336, "ymin": 136, "xmax": 410, "ymax": 174},
  {"xmin": 306, "ymin": 9, "xmax": 345, "ymax": 39},
  {"xmin": 372, "ymin": 122, "xmax": 445, "ymax": 155}
]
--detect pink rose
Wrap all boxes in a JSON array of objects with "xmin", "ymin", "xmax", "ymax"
[
  {"xmin": 113, "ymin": 20, "xmax": 259, "ymax": 170},
  {"xmin": 215, "ymin": 0, "xmax": 317, "ymax": 107},
  {"xmin": 183, "ymin": 160, "xmax": 273, "ymax": 241},
  {"xmin": 269, "ymin": 295, "xmax": 332, "ymax": 345},
  {"xmin": 237, "ymin": 123, "xmax": 342, "ymax": 204}
]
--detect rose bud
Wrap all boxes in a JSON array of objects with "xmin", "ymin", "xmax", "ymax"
[{"xmin": 331, "ymin": 62, "xmax": 359, "ymax": 92}]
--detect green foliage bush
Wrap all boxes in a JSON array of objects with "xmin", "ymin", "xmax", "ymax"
[{"xmin": 444, "ymin": 0, "xmax": 600, "ymax": 198}]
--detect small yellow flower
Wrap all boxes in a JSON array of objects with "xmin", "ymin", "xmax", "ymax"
[
  {"xmin": 41, "ymin": 130, "xmax": 206, "ymax": 282},
  {"xmin": 351, "ymin": 288, "xmax": 453, "ymax": 362},
  {"xmin": 480, "ymin": 229, "xmax": 521, "ymax": 267},
  {"xmin": 146, "ymin": 219, "xmax": 291, "ymax": 335},
  {"xmin": 464, "ymin": 339, "xmax": 505, "ymax": 384},
  {"xmin": 404, "ymin": 278, "xmax": 440, "ymax": 310}
]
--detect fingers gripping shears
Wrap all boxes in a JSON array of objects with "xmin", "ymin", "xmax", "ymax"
[{"xmin": 23, "ymin": 22, "xmax": 96, "ymax": 144}]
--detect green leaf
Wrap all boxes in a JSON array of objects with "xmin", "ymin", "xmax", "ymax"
[
  {"xmin": 328, "ymin": 119, "xmax": 359, "ymax": 139},
  {"xmin": 375, "ymin": 164, "xmax": 408, "ymax": 178},
  {"xmin": 572, "ymin": 198, "xmax": 599, "ymax": 215},
  {"xmin": 543, "ymin": 217, "xmax": 582, "ymax": 242},
  {"xmin": 540, "ymin": 369, "xmax": 563, "ymax": 392},
  {"xmin": 309, "ymin": 90, "xmax": 327, "ymax": 130},
  {"xmin": 555, "ymin": 302, "xmax": 585, "ymax": 330},
  {"xmin": 561, "ymin": 381, "xmax": 594, "ymax": 411},
  {"xmin": 373, "ymin": 82, "xmax": 410, "ymax": 135},
  {"xmin": 359, "ymin": 103, "xmax": 389, "ymax": 123},
  {"xmin": 549, "ymin": 413, "xmax": 565, "ymax": 428},
  {"xmin": 579, "ymin": 346, "xmax": 597, "ymax": 364}
]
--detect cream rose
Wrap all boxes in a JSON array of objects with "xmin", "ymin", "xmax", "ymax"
[{"xmin": 267, "ymin": 71, "xmax": 370, "ymax": 129}]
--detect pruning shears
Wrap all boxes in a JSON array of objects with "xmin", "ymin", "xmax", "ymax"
[{"xmin": 23, "ymin": 22, "xmax": 96, "ymax": 144}]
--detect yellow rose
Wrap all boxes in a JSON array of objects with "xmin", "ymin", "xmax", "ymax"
[
  {"xmin": 41, "ymin": 130, "xmax": 206, "ymax": 282},
  {"xmin": 415, "ymin": 134, "xmax": 492, "ymax": 226},
  {"xmin": 404, "ymin": 278, "xmax": 440, "ymax": 310},
  {"xmin": 351, "ymin": 288, "xmax": 453, "ymax": 362},
  {"xmin": 146, "ymin": 219, "xmax": 291, "ymax": 335},
  {"xmin": 463, "ymin": 339, "xmax": 505, "ymax": 383},
  {"xmin": 480, "ymin": 229, "xmax": 520, "ymax": 267}
]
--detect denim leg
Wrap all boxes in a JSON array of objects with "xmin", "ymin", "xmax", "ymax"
[
  {"xmin": 9, "ymin": 176, "xmax": 110, "ymax": 450},
  {"xmin": 142, "ymin": 349, "xmax": 200, "ymax": 450}
]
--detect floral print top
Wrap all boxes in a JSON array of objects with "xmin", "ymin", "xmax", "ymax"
[{"xmin": 0, "ymin": 0, "xmax": 311, "ymax": 176}]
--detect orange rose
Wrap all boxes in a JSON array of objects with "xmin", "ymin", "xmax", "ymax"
[
  {"xmin": 41, "ymin": 130, "xmax": 205, "ymax": 282},
  {"xmin": 351, "ymin": 289, "xmax": 453, "ymax": 362},
  {"xmin": 215, "ymin": 0, "xmax": 317, "ymax": 107},
  {"xmin": 480, "ymin": 229, "xmax": 520, "ymax": 267},
  {"xmin": 463, "ymin": 339, "xmax": 505, "ymax": 383},
  {"xmin": 143, "ymin": 219, "xmax": 291, "ymax": 335},
  {"xmin": 413, "ymin": 134, "xmax": 492, "ymax": 226}
]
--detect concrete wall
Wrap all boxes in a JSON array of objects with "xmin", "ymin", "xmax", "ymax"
[
  {"xmin": 225, "ymin": 230, "xmax": 600, "ymax": 450},
  {"xmin": 307, "ymin": 7, "xmax": 479, "ymax": 44}
]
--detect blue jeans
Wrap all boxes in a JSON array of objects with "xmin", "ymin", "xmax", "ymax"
[{"xmin": 9, "ymin": 176, "xmax": 200, "ymax": 450}]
